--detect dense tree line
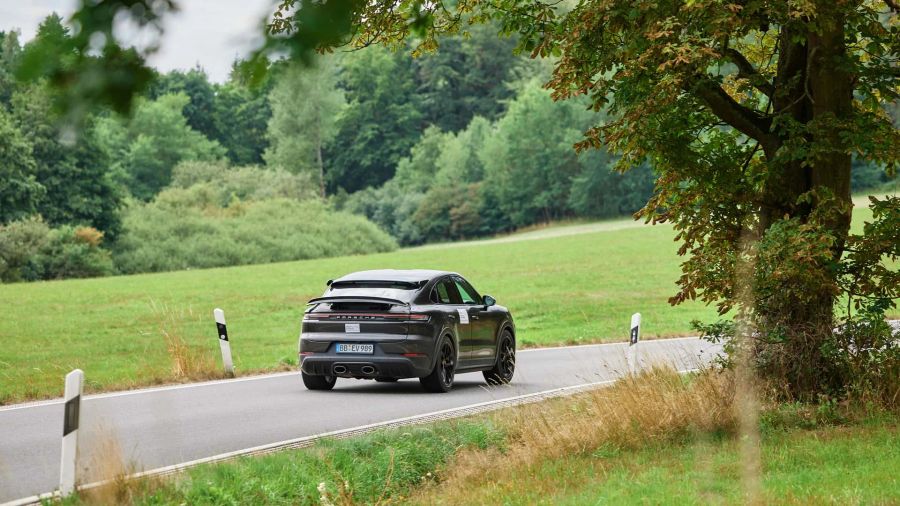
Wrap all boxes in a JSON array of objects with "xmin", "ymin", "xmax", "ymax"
[{"xmin": 1, "ymin": 14, "xmax": 894, "ymax": 282}]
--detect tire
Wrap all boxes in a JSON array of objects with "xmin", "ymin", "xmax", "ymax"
[
  {"xmin": 420, "ymin": 336, "xmax": 456, "ymax": 393},
  {"xmin": 302, "ymin": 372, "xmax": 337, "ymax": 391},
  {"xmin": 483, "ymin": 330, "xmax": 515, "ymax": 385},
  {"xmin": 375, "ymin": 377, "xmax": 399, "ymax": 383}
]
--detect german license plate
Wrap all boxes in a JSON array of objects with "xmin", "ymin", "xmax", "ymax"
[{"xmin": 336, "ymin": 343, "xmax": 374, "ymax": 354}]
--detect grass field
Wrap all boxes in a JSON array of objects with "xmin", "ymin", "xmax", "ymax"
[{"xmin": 1, "ymin": 203, "xmax": 895, "ymax": 404}]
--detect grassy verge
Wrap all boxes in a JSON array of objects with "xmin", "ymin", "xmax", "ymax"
[
  {"xmin": 65, "ymin": 420, "xmax": 506, "ymax": 506},
  {"xmin": 415, "ymin": 421, "xmax": 898, "ymax": 505},
  {"xmin": 2, "ymin": 204, "xmax": 896, "ymax": 403},
  {"xmin": 63, "ymin": 368, "xmax": 898, "ymax": 505}
]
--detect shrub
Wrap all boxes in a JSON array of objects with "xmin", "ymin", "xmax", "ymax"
[
  {"xmin": 30, "ymin": 225, "xmax": 116, "ymax": 280},
  {"xmin": 824, "ymin": 300, "xmax": 900, "ymax": 409},
  {"xmin": 113, "ymin": 198, "xmax": 397, "ymax": 274},
  {"xmin": 696, "ymin": 300, "xmax": 900, "ymax": 410},
  {"xmin": 171, "ymin": 161, "xmax": 317, "ymax": 204},
  {"xmin": 0, "ymin": 216, "xmax": 51, "ymax": 282},
  {"xmin": 341, "ymin": 181, "xmax": 426, "ymax": 245}
]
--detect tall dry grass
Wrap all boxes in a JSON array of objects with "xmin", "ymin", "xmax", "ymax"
[
  {"xmin": 411, "ymin": 367, "xmax": 737, "ymax": 505},
  {"xmin": 150, "ymin": 301, "xmax": 225, "ymax": 382},
  {"xmin": 75, "ymin": 425, "xmax": 164, "ymax": 505}
]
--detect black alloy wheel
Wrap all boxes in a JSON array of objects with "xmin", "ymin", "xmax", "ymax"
[
  {"xmin": 420, "ymin": 336, "xmax": 456, "ymax": 393},
  {"xmin": 484, "ymin": 331, "xmax": 515, "ymax": 385},
  {"xmin": 302, "ymin": 372, "xmax": 337, "ymax": 390}
]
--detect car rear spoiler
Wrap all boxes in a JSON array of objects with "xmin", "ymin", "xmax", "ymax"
[{"xmin": 306, "ymin": 296, "xmax": 410, "ymax": 307}]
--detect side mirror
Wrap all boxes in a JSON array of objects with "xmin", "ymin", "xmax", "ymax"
[{"xmin": 483, "ymin": 295, "xmax": 496, "ymax": 307}]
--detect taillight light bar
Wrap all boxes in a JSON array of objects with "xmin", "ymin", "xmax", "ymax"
[{"xmin": 303, "ymin": 313, "xmax": 429, "ymax": 321}]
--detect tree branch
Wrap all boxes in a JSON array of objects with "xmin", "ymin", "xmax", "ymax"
[
  {"xmin": 689, "ymin": 78, "xmax": 779, "ymax": 156},
  {"xmin": 885, "ymin": 0, "xmax": 900, "ymax": 12},
  {"xmin": 725, "ymin": 48, "xmax": 775, "ymax": 98}
]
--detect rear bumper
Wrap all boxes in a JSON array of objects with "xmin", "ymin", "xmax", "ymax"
[
  {"xmin": 299, "ymin": 335, "xmax": 434, "ymax": 378},
  {"xmin": 301, "ymin": 355, "xmax": 431, "ymax": 378}
]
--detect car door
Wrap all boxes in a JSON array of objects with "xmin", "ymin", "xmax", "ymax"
[
  {"xmin": 453, "ymin": 276, "xmax": 497, "ymax": 366},
  {"xmin": 430, "ymin": 277, "xmax": 472, "ymax": 364}
]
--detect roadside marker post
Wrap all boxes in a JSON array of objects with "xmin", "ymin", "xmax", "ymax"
[
  {"xmin": 214, "ymin": 308, "xmax": 235, "ymax": 377},
  {"xmin": 60, "ymin": 369, "xmax": 84, "ymax": 497},
  {"xmin": 628, "ymin": 313, "xmax": 641, "ymax": 375}
]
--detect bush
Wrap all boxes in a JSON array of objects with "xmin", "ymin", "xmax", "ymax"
[
  {"xmin": 412, "ymin": 183, "xmax": 485, "ymax": 242},
  {"xmin": 31, "ymin": 225, "xmax": 116, "ymax": 280},
  {"xmin": 113, "ymin": 197, "xmax": 397, "ymax": 273},
  {"xmin": 696, "ymin": 300, "xmax": 900, "ymax": 410},
  {"xmin": 0, "ymin": 216, "xmax": 50, "ymax": 282},
  {"xmin": 341, "ymin": 181, "xmax": 426, "ymax": 245},
  {"xmin": 825, "ymin": 300, "xmax": 900, "ymax": 409},
  {"xmin": 0, "ymin": 218, "xmax": 115, "ymax": 282},
  {"xmin": 170, "ymin": 161, "xmax": 317, "ymax": 204}
]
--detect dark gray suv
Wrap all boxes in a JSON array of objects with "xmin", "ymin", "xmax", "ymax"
[{"xmin": 299, "ymin": 269, "xmax": 516, "ymax": 392}]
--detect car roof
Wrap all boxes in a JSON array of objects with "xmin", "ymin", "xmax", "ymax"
[{"xmin": 332, "ymin": 269, "xmax": 457, "ymax": 284}]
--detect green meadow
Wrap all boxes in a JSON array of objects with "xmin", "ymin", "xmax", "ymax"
[{"xmin": 1, "ymin": 203, "xmax": 894, "ymax": 404}]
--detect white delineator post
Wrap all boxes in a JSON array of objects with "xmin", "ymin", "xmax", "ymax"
[
  {"xmin": 214, "ymin": 308, "xmax": 235, "ymax": 377},
  {"xmin": 628, "ymin": 313, "xmax": 641, "ymax": 375},
  {"xmin": 60, "ymin": 369, "xmax": 84, "ymax": 497}
]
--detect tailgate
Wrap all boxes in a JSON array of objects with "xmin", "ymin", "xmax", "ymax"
[{"xmin": 302, "ymin": 296, "xmax": 414, "ymax": 342}]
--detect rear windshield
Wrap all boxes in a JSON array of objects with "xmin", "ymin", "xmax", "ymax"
[{"xmin": 325, "ymin": 281, "xmax": 421, "ymax": 302}]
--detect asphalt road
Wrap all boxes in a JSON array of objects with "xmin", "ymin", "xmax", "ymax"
[{"xmin": 0, "ymin": 337, "xmax": 717, "ymax": 503}]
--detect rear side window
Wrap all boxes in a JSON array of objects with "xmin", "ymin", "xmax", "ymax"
[{"xmin": 432, "ymin": 280, "xmax": 453, "ymax": 304}]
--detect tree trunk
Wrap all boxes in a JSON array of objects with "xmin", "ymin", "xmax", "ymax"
[
  {"xmin": 753, "ymin": 6, "xmax": 853, "ymax": 398},
  {"xmin": 317, "ymin": 139, "xmax": 325, "ymax": 199}
]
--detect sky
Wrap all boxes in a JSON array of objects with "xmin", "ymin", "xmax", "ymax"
[{"xmin": 0, "ymin": 0, "xmax": 275, "ymax": 82}]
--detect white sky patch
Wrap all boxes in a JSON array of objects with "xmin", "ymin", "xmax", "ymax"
[{"xmin": 0, "ymin": 0, "xmax": 274, "ymax": 82}]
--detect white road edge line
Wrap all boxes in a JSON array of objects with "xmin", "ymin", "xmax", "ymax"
[
  {"xmin": 0, "ymin": 371, "xmax": 301, "ymax": 412},
  {"xmin": 518, "ymin": 335, "xmax": 700, "ymax": 353},
  {"xmin": 0, "ymin": 336, "xmax": 702, "ymax": 412},
  {"xmin": 4, "ymin": 367, "xmax": 700, "ymax": 506}
]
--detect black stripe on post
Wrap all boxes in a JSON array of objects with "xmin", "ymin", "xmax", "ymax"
[
  {"xmin": 216, "ymin": 322, "xmax": 229, "ymax": 342},
  {"xmin": 63, "ymin": 395, "xmax": 80, "ymax": 436},
  {"xmin": 630, "ymin": 326, "xmax": 639, "ymax": 345}
]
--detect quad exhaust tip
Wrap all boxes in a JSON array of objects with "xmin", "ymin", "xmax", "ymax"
[
  {"xmin": 361, "ymin": 365, "xmax": 376, "ymax": 375},
  {"xmin": 333, "ymin": 364, "xmax": 348, "ymax": 375}
]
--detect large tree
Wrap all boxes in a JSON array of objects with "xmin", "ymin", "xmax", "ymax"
[
  {"xmin": 95, "ymin": 93, "xmax": 225, "ymax": 200},
  {"xmin": 148, "ymin": 67, "xmax": 219, "ymax": 141},
  {"xmin": 11, "ymin": 83, "xmax": 123, "ymax": 238},
  {"xmin": 325, "ymin": 47, "xmax": 423, "ymax": 192},
  {"xmin": 213, "ymin": 70, "xmax": 272, "ymax": 166},
  {"xmin": 265, "ymin": 58, "xmax": 345, "ymax": 197},
  {"xmin": 0, "ymin": 107, "xmax": 43, "ymax": 223}
]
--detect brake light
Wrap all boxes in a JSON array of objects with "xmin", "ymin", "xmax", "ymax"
[{"xmin": 303, "ymin": 313, "xmax": 429, "ymax": 321}]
